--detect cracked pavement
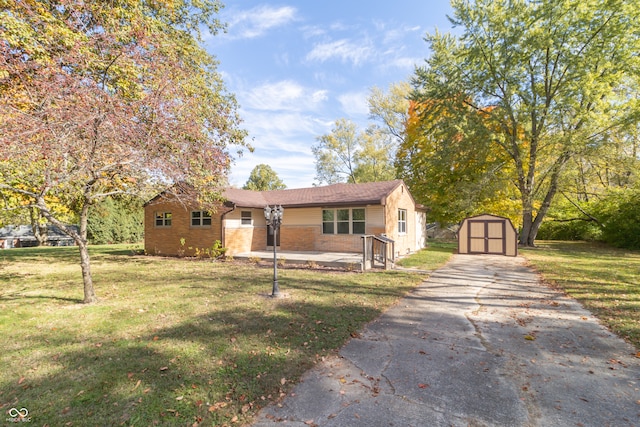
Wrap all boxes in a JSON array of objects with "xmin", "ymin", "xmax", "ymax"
[{"xmin": 252, "ymin": 254, "xmax": 640, "ymax": 426}]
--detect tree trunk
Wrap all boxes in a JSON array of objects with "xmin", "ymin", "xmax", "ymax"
[
  {"xmin": 36, "ymin": 195, "xmax": 98, "ymax": 303},
  {"xmin": 519, "ymin": 153, "xmax": 569, "ymax": 247},
  {"xmin": 77, "ymin": 200, "xmax": 97, "ymax": 303},
  {"xmin": 78, "ymin": 240, "xmax": 97, "ymax": 303},
  {"xmin": 29, "ymin": 207, "xmax": 47, "ymax": 246},
  {"xmin": 519, "ymin": 206, "xmax": 535, "ymax": 247},
  {"xmin": 519, "ymin": 183, "xmax": 536, "ymax": 246}
]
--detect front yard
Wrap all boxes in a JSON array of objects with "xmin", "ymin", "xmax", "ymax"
[
  {"xmin": 2, "ymin": 240, "xmax": 638, "ymax": 426},
  {"xmin": 0, "ymin": 244, "xmax": 447, "ymax": 426},
  {"xmin": 521, "ymin": 241, "xmax": 640, "ymax": 349}
]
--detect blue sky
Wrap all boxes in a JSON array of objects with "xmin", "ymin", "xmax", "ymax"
[{"xmin": 205, "ymin": 1, "xmax": 455, "ymax": 189}]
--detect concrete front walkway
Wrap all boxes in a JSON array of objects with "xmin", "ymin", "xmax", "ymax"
[
  {"xmin": 234, "ymin": 250, "xmax": 364, "ymax": 270},
  {"xmin": 253, "ymin": 254, "xmax": 640, "ymax": 427}
]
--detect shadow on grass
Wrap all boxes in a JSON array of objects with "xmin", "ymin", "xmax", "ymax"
[
  {"xmin": 0, "ymin": 293, "xmax": 83, "ymax": 303},
  {"xmin": 0, "ymin": 299, "xmax": 385, "ymax": 426}
]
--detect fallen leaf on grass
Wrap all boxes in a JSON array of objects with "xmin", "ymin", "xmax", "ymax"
[
  {"xmin": 280, "ymin": 377, "xmax": 287, "ymax": 385},
  {"xmin": 208, "ymin": 402, "xmax": 227, "ymax": 412},
  {"xmin": 133, "ymin": 380, "xmax": 141, "ymax": 390}
]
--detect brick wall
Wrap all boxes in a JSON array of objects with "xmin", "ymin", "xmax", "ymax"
[
  {"xmin": 144, "ymin": 198, "xmax": 224, "ymax": 257},
  {"xmin": 280, "ymin": 226, "xmax": 317, "ymax": 251},
  {"xmin": 315, "ymin": 232, "xmax": 363, "ymax": 252},
  {"xmin": 224, "ymin": 226, "xmax": 267, "ymax": 254}
]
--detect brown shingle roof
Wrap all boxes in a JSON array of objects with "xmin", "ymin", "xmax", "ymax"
[
  {"xmin": 224, "ymin": 180, "xmax": 406, "ymax": 208},
  {"xmin": 222, "ymin": 188, "xmax": 268, "ymax": 208}
]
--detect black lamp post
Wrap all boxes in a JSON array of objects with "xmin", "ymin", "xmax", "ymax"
[{"xmin": 264, "ymin": 205, "xmax": 284, "ymax": 297}]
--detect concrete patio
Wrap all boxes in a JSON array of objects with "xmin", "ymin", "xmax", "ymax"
[{"xmin": 234, "ymin": 250, "xmax": 364, "ymax": 270}]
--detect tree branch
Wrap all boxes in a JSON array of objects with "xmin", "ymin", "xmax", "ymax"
[{"xmin": 560, "ymin": 190, "xmax": 603, "ymax": 227}]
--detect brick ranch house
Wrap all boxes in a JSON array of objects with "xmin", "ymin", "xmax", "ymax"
[{"xmin": 144, "ymin": 179, "xmax": 427, "ymax": 258}]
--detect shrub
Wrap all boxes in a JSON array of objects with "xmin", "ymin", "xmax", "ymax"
[
  {"xmin": 537, "ymin": 219, "xmax": 601, "ymax": 241},
  {"xmin": 87, "ymin": 197, "xmax": 143, "ymax": 244},
  {"xmin": 596, "ymin": 189, "xmax": 640, "ymax": 250}
]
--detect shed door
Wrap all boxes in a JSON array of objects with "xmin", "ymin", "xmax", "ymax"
[{"xmin": 468, "ymin": 220, "xmax": 506, "ymax": 255}]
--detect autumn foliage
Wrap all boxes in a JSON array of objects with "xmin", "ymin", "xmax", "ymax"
[{"xmin": 0, "ymin": 0, "xmax": 246, "ymax": 302}]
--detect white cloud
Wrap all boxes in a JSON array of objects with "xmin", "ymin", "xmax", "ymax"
[
  {"xmin": 338, "ymin": 91, "xmax": 369, "ymax": 117},
  {"xmin": 300, "ymin": 25, "xmax": 326, "ymax": 39},
  {"xmin": 226, "ymin": 5, "xmax": 297, "ymax": 39},
  {"xmin": 244, "ymin": 80, "xmax": 328, "ymax": 112},
  {"xmin": 305, "ymin": 39, "xmax": 374, "ymax": 66}
]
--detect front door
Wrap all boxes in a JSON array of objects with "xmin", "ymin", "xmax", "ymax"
[
  {"xmin": 266, "ymin": 224, "xmax": 281, "ymax": 247},
  {"xmin": 468, "ymin": 220, "xmax": 505, "ymax": 255}
]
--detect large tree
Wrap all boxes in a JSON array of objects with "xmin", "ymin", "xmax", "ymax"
[
  {"xmin": 0, "ymin": 0, "xmax": 247, "ymax": 302},
  {"xmin": 312, "ymin": 118, "xmax": 395, "ymax": 185},
  {"xmin": 398, "ymin": 100, "xmax": 520, "ymax": 225},
  {"xmin": 243, "ymin": 164, "xmax": 287, "ymax": 191},
  {"xmin": 368, "ymin": 82, "xmax": 411, "ymax": 147},
  {"xmin": 408, "ymin": 0, "xmax": 640, "ymax": 245}
]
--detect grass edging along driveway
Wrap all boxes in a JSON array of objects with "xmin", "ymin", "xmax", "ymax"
[
  {"xmin": 0, "ymin": 244, "xmax": 451, "ymax": 426},
  {"xmin": 520, "ymin": 241, "xmax": 640, "ymax": 350}
]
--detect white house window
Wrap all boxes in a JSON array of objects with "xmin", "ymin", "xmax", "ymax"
[
  {"xmin": 337, "ymin": 209, "xmax": 350, "ymax": 234},
  {"xmin": 191, "ymin": 210, "xmax": 212, "ymax": 227},
  {"xmin": 322, "ymin": 208, "xmax": 366, "ymax": 235},
  {"xmin": 241, "ymin": 211, "xmax": 252, "ymax": 225},
  {"xmin": 155, "ymin": 212, "xmax": 172, "ymax": 227},
  {"xmin": 322, "ymin": 209, "xmax": 335, "ymax": 234},
  {"xmin": 398, "ymin": 209, "xmax": 407, "ymax": 234},
  {"xmin": 352, "ymin": 208, "xmax": 365, "ymax": 234}
]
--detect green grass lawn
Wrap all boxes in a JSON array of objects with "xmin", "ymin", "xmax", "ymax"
[
  {"xmin": 520, "ymin": 241, "xmax": 640, "ymax": 349},
  {"xmin": 0, "ymin": 244, "xmax": 450, "ymax": 426},
  {"xmin": 396, "ymin": 240, "xmax": 456, "ymax": 270}
]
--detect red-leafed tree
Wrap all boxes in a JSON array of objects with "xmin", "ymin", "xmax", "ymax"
[{"xmin": 0, "ymin": 0, "xmax": 247, "ymax": 303}]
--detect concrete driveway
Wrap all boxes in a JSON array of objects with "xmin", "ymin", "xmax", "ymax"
[{"xmin": 253, "ymin": 254, "xmax": 640, "ymax": 426}]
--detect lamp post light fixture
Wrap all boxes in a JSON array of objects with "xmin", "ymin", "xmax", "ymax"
[{"xmin": 264, "ymin": 205, "xmax": 284, "ymax": 298}]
